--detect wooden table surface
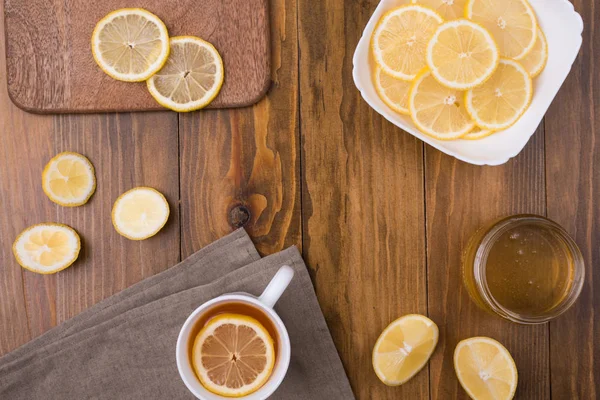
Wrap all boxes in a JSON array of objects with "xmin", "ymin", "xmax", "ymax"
[{"xmin": 0, "ymin": 1, "xmax": 598, "ymax": 399}]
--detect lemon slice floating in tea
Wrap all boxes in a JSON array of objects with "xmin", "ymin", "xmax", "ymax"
[
  {"xmin": 372, "ymin": 314, "xmax": 439, "ymax": 385},
  {"xmin": 42, "ymin": 152, "xmax": 96, "ymax": 207},
  {"xmin": 91, "ymin": 8, "xmax": 170, "ymax": 82},
  {"xmin": 192, "ymin": 313, "xmax": 275, "ymax": 397},
  {"xmin": 13, "ymin": 223, "xmax": 81, "ymax": 274},
  {"xmin": 147, "ymin": 36, "xmax": 224, "ymax": 112},
  {"xmin": 112, "ymin": 187, "xmax": 170, "ymax": 240}
]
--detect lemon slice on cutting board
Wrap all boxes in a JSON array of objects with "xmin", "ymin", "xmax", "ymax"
[
  {"xmin": 42, "ymin": 152, "xmax": 96, "ymax": 207},
  {"xmin": 465, "ymin": 0, "xmax": 538, "ymax": 60},
  {"xmin": 147, "ymin": 36, "xmax": 224, "ymax": 112},
  {"xmin": 520, "ymin": 27, "xmax": 548, "ymax": 78},
  {"xmin": 371, "ymin": 5, "xmax": 443, "ymax": 81},
  {"xmin": 454, "ymin": 337, "xmax": 518, "ymax": 400},
  {"xmin": 426, "ymin": 19, "xmax": 499, "ymax": 90},
  {"xmin": 91, "ymin": 8, "xmax": 170, "ymax": 82},
  {"xmin": 412, "ymin": 0, "xmax": 468, "ymax": 20},
  {"xmin": 372, "ymin": 314, "xmax": 439, "ymax": 385},
  {"xmin": 13, "ymin": 223, "xmax": 81, "ymax": 274},
  {"xmin": 374, "ymin": 66, "xmax": 412, "ymax": 115},
  {"xmin": 409, "ymin": 70, "xmax": 475, "ymax": 140},
  {"xmin": 112, "ymin": 187, "xmax": 170, "ymax": 240},
  {"xmin": 192, "ymin": 313, "xmax": 275, "ymax": 397},
  {"xmin": 465, "ymin": 59, "xmax": 533, "ymax": 131}
]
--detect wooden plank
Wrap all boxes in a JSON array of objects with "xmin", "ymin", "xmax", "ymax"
[
  {"xmin": 298, "ymin": 1, "xmax": 428, "ymax": 398},
  {"xmin": 425, "ymin": 131, "xmax": 549, "ymax": 399},
  {"xmin": 178, "ymin": 0, "xmax": 300, "ymax": 259},
  {"xmin": 4, "ymin": 0, "xmax": 270, "ymax": 113},
  {"xmin": 545, "ymin": 0, "xmax": 599, "ymax": 397}
]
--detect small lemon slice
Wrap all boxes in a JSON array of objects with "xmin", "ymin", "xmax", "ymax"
[
  {"xmin": 520, "ymin": 27, "xmax": 548, "ymax": 78},
  {"xmin": 112, "ymin": 187, "xmax": 170, "ymax": 240},
  {"xmin": 147, "ymin": 36, "xmax": 224, "ymax": 112},
  {"xmin": 409, "ymin": 70, "xmax": 475, "ymax": 140},
  {"xmin": 454, "ymin": 337, "xmax": 518, "ymax": 400},
  {"xmin": 13, "ymin": 223, "xmax": 81, "ymax": 274},
  {"xmin": 371, "ymin": 5, "xmax": 443, "ymax": 81},
  {"xmin": 426, "ymin": 19, "xmax": 499, "ymax": 90},
  {"xmin": 192, "ymin": 313, "xmax": 275, "ymax": 397},
  {"xmin": 91, "ymin": 8, "xmax": 170, "ymax": 82},
  {"xmin": 465, "ymin": 0, "xmax": 538, "ymax": 60},
  {"xmin": 465, "ymin": 59, "xmax": 533, "ymax": 131},
  {"xmin": 374, "ymin": 66, "xmax": 412, "ymax": 115},
  {"xmin": 372, "ymin": 314, "xmax": 439, "ymax": 386},
  {"xmin": 42, "ymin": 152, "xmax": 96, "ymax": 207},
  {"xmin": 462, "ymin": 127, "xmax": 495, "ymax": 140},
  {"xmin": 412, "ymin": 0, "xmax": 468, "ymax": 20}
]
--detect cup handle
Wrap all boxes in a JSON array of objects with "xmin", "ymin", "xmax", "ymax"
[{"xmin": 258, "ymin": 265, "xmax": 294, "ymax": 308}]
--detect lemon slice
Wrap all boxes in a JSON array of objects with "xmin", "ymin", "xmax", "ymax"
[
  {"xmin": 42, "ymin": 152, "xmax": 96, "ymax": 207},
  {"xmin": 192, "ymin": 313, "xmax": 275, "ymax": 397},
  {"xmin": 520, "ymin": 27, "xmax": 548, "ymax": 78},
  {"xmin": 13, "ymin": 223, "xmax": 81, "ymax": 274},
  {"xmin": 374, "ymin": 66, "xmax": 412, "ymax": 115},
  {"xmin": 426, "ymin": 19, "xmax": 499, "ymax": 90},
  {"xmin": 465, "ymin": 0, "xmax": 537, "ymax": 60},
  {"xmin": 91, "ymin": 8, "xmax": 170, "ymax": 82},
  {"xmin": 409, "ymin": 70, "xmax": 475, "ymax": 140},
  {"xmin": 465, "ymin": 59, "xmax": 533, "ymax": 130},
  {"xmin": 112, "ymin": 187, "xmax": 170, "ymax": 240},
  {"xmin": 147, "ymin": 36, "xmax": 224, "ymax": 112},
  {"xmin": 372, "ymin": 314, "xmax": 439, "ymax": 385},
  {"xmin": 462, "ymin": 127, "xmax": 495, "ymax": 140},
  {"xmin": 372, "ymin": 5, "xmax": 443, "ymax": 81},
  {"xmin": 454, "ymin": 337, "xmax": 518, "ymax": 400},
  {"xmin": 412, "ymin": 0, "xmax": 468, "ymax": 20}
]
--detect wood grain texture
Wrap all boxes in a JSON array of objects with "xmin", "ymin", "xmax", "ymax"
[
  {"xmin": 178, "ymin": 0, "xmax": 300, "ymax": 258},
  {"xmin": 425, "ymin": 131, "xmax": 550, "ymax": 399},
  {"xmin": 298, "ymin": 1, "xmax": 428, "ymax": 398},
  {"xmin": 545, "ymin": 1, "xmax": 599, "ymax": 397},
  {"xmin": 4, "ymin": 0, "xmax": 270, "ymax": 113}
]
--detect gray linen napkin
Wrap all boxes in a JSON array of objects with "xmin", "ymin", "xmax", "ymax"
[{"xmin": 0, "ymin": 229, "xmax": 354, "ymax": 400}]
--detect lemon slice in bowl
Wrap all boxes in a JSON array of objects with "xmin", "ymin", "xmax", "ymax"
[
  {"xmin": 112, "ymin": 187, "xmax": 170, "ymax": 240},
  {"xmin": 520, "ymin": 27, "xmax": 548, "ymax": 78},
  {"xmin": 13, "ymin": 223, "xmax": 81, "ymax": 274},
  {"xmin": 462, "ymin": 127, "xmax": 495, "ymax": 140},
  {"xmin": 412, "ymin": 0, "xmax": 467, "ymax": 20},
  {"xmin": 42, "ymin": 152, "xmax": 96, "ymax": 207},
  {"xmin": 147, "ymin": 36, "xmax": 224, "ymax": 112},
  {"xmin": 465, "ymin": 59, "xmax": 533, "ymax": 131},
  {"xmin": 91, "ymin": 8, "xmax": 170, "ymax": 82},
  {"xmin": 465, "ymin": 0, "xmax": 537, "ymax": 60},
  {"xmin": 409, "ymin": 70, "xmax": 475, "ymax": 140},
  {"xmin": 454, "ymin": 337, "xmax": 518, "ymax": 400},
  {"xmin": 372, "ymin": 314, "xmax": 439, "ymax": 386},
  {"xmin": 426, "ymin": 19, "xmax": 499, "ymax": 90},
  {"xmin": 371, "ymin": 5, "xmax": 443, "ymax": 81},
  {"xmin": 192, "ymin": 313, "xmax": 275, "ymax": 397},
  {"xmin": 374, "ymin": 66, "xmax": 412, "ymax": 115}
]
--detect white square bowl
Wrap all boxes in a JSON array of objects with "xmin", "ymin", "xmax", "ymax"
[{"xmin": 353, "ymin": 0, "xmax": 583, "ymax": 166}]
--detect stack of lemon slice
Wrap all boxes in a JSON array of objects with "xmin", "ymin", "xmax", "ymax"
[{"xmin": 371, "ymin": 0, "xmax": 547, "ymax": 141}]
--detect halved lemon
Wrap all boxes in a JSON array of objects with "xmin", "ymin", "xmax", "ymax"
[
  {"xmin": 426, "ymin": 19, "xmax": 499, "ymax": 90},
  {"xmin": 192, "ymin": 313, "xmax": 275, "ymax": 397},
  {"xmin": 462, "ymin": 127, "xmax": 495, "ymax": 140},
  {"xmin": 409, "ymin": 70, "xmax": 475, "ymax": 140},
  {"xmin": 465, "ymin": 0, "xmax": 537, "ymax": 60},
  {"xmin": 374, "ymin": 66, "xmax": 412, "ymax": 115},
  {"xmin": 465, "ymin": 59, "xmax": 533, "ymax": 131},
  {"xmin": 112, "ymin": 187, "xmax": 170, "ymax": 240},
  {"xmin": 147, "ymin": 36, "xmax": 224, "ymax": 112},
  {"xmin": 91, "ymin": 8, "xmax": 170, "ymax": 82},
  {"xmin": 412, "ymin": 0, "xmax": 468, "ymax": 20},
  {"xmin": 520, "ymin": 27, "xmax": 548, "ymax": 78},
  {"xmin": 371, "ymin": 5, "xmax": 443, "ymax": 81},
  {"xmin": 454, "ymin": 337, "xmax": 518, "ymax": 400},
  {"xmin": 42, "ymin": 152, "xmax": 96, "ymax": 207},
  {"xmin": 13, "ymin": 223, "xmax": 81, "ymax": 274},
  {"xmin": 372, "ymin": 314, "xmax": 439, "ymax": 385}
]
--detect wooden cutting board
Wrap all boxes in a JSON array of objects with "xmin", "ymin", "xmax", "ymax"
[{"xmin": 3, "ymin": 0, "xmax": 270, "ymax": 113}]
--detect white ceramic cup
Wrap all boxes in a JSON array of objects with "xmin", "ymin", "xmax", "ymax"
[{"xmin": 176, "ymin": 265, "xmax": 295, "ymax": 400}]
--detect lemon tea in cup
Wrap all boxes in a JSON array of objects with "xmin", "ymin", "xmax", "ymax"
[{"xmin": 462, "ymin": 215, "xmax": 585, "ymax": 324}]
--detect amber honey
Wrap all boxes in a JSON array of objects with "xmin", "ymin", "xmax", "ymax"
[{"xmin": 463, "ymin": 215, "xmax": 585, "ymax": 324}]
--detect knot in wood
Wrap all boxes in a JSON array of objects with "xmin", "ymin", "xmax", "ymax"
[{"xmin": 228, "ymin": 204, "xmax": 251, "ymax": 229}]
